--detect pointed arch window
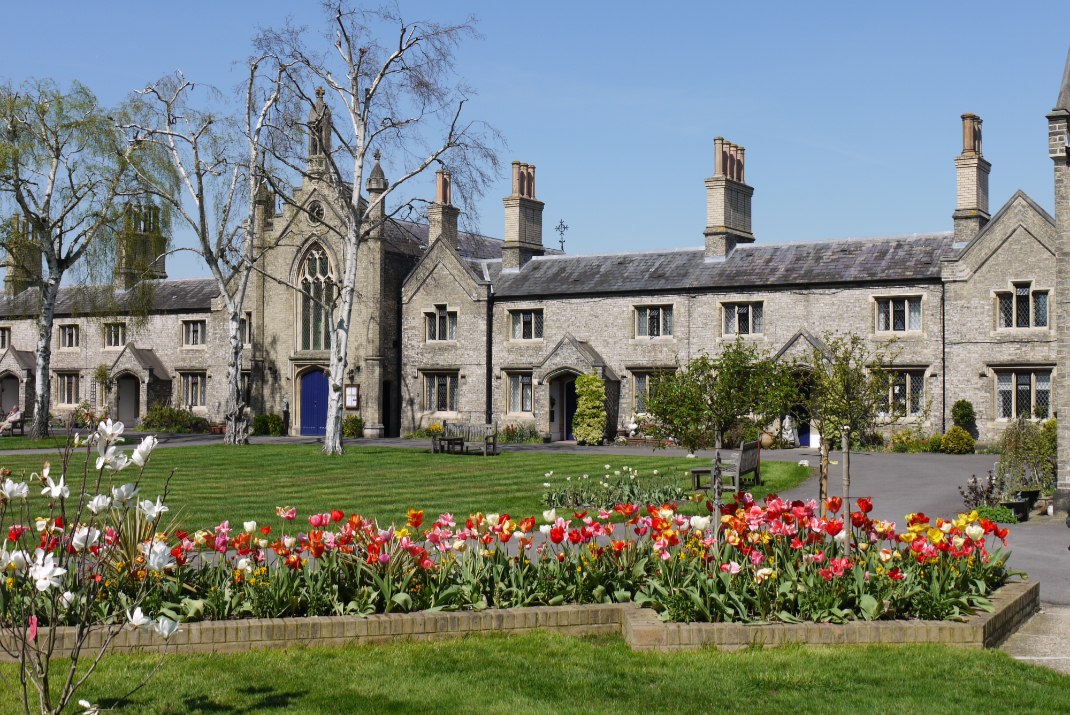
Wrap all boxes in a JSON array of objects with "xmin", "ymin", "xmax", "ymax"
[{"xmin": 299, "ymin": 246, "xmax": 335, "ymax": 351}]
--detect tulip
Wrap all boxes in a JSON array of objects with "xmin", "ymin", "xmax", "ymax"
[
  {"xmin": 542, "ymin": 509, "xmax": 556, "ymax": 524},
  {"xmin": 825, "ymin": 497, "xmax": 843, "ymax": 514},
  {"xmin": 276, "ymin": 506, "xmax": 297, "ymax": 521},
  {"xmin": 720, "ymin": 561, "xmax": 741, "ymax": 575},
  {"xmin": 965, "ymin": 524, "xmax": 984, "ymax": 542},
  {"xmin": 856, "ymin": 496, "xmax": 873, "ymax": 514},
  {"xmin": 244, "ymin": 521, "xmax": 257, "ymax": 534}
]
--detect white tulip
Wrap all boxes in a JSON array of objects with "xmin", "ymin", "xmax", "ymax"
[
  {"xmin": 604, "ymin": 464, "xmax": 611, "ymax": 470},
  {"xmin": 282, "ymin": 535, "xmax": 296, "ymax": 550},
  {"xmin": 71, "ymin": 526, "xmax": 100, "ymax": 552},
  {"xmin": 86, "ymin": 494, "xmax": 112, "ymax": 515},
  {"xmin": 244, "ymin": 520, "xmax": 257, "ymax": 534},
  {"xmin": 690, "ymin": 516, "xmax": 711, "ymax": 533},
  {"xmin": 112, "ymin": 483, "xmax": 140, "ymax": 507},
  {"xmin": 153, "ymin": 617, "xmax": 180, "ymax": 640},
  {"xmin": 539, "ymin": 524, "xmax": 551, "ymax": 535},
  {"xmin": 965, "ymin": 524, "xmax": 985, "ymax": 542},
  {"xmin": 137, "ymin": 496, "xmax": 169, "ymax": 522},
  {"xmin": 542, "ymin": 509, "xmax": 556, "ymax": 524},
  {"xmin": 0, "ymin": 479, "xmax": 28, "ymax": 501},
  {"xmin": 236, "ymin": 557, "xmax": 254, "ymax": 574},
  {"xmin": 126, "ymin": 607, "xmax": 152, "ymax": 632},
  {"xmin": 29, "ymin": 549, "xmax": 66, "ymax": 591}
]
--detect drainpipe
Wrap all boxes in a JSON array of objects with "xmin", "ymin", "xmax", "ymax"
[
  {"xmin": 941, "ymin": 282, "xmax": 946, "ymax": 434},
  {"xmin": 485, "ymin": 286, "xmax": 493, "ymax": 424}
]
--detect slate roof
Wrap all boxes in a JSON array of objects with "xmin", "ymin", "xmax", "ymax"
[
  {"xmin": 126, "ymin": 346, "xmax": 170, "ymax": 379},
  {"xmin": 494, "ymin": 232, "xmax": 957, "ymax": 298},
  {"xmin": 384, "ymin": 219, "xmax": 564, "ymax": 261},
  {"xmin": 0, "ymin": 278, "xmax": 219, "ymax": 319}
]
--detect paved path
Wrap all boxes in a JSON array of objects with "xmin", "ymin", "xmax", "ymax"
[{"xmin": 1001, "ymin": 605, "xmax": 1070, "ymax": 674}]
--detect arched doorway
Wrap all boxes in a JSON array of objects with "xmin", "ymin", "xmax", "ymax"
[
  {"xmin": 563, "ymin": 380, "xmax": 577, "ymax": 441},
  {"xmin": 117, "ymin": 375, "xmax": 140, "ymax": 425},
  {"xmin": 301, "ymin": 369, "xmax": 329, "ymax": 436},
  {"xmin": 787, "ymin": 369, "xmax": 815, "ymax": 448},
  {"xmin": 0, "ymin": 375, "xmax": 18, "ymax": 414}
]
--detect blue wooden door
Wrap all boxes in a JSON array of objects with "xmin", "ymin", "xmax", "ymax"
[{"xmin": 301, "ymin": 370, "xmax": 328, "ymax": 436}]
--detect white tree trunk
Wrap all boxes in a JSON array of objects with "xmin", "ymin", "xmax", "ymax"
[
  {"xmin": 322, "ymin": 222, "xmax": 360, "ymax": 455},
  {"xmin": 29, "ymin": 279, "xmax": 60, "ymax": 440},
  {"xmin": 222, "ymin": 310, "xmax": 249, "ymax": 445}
]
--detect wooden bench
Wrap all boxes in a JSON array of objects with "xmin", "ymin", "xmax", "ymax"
[
  {"xmin": 690, "ymin": 440, "xmax": 762, "ymax": 493},
  {"xmin": 432, "ymin": 422, "xmax": 466, "ymax": 454},
  {"xmin": 463, "ymin": 422, "xmax": 497, "ymax": 456}
]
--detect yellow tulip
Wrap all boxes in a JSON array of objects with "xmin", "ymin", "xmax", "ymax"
[{"xmin": 927, "ymin": 528, "xmax": 944, "ymax": 544}]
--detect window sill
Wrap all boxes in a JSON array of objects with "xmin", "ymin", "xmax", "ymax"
[
  {"xmin": 182, "ymin": 345, "xmax": 208, "ymax": 350},
  {"xmin": 504, "ymin": 411, "xmax": 535, "ymax": 418},
  {"xmin": 508, "ymin": 339, "xmax": 544, "ymax": 343},
  {"xmin": 58, "ymin": 347, "xmax": 79, "ymax": 352},
  {"xmin": 425, "ymin": 340, "xmax": 459, "ymax": 345},
  {"xmin": 722, "ymin": 334, "xmax": 765, "ymax": 339},
  {"xmin": 631, "ymin": 336, "xmax": 676, "ymax": 342}
]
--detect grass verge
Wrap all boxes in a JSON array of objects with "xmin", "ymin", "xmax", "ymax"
[
  {"xmin": 0, "ymin": 445, "xmax": 809, "ymax": 530},
  {"xmin": 3, "ymin": 631, "xmax": 1066, "ymax": 714}
]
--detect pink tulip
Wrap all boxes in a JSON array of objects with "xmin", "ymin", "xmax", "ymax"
[
  {"xmin": 749, "ymin": 551, "xmax": 765, "ymax": 566},
  {"xmin": 309, "ymin": 514, "xmax": 325, "ymax": 528},
  {"xmin": 720, "ymin": 561, "xmax": 741, "ymax": 575},
  {"xmin": 377, "ymin": 553, "xmax": 390, "ymax": 565}
]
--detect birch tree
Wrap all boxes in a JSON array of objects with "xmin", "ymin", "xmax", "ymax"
[
  {"xmin": 0, "ymin": 80, "xmax": 156, "ymax": 440},
  {"xmin": 125, "ymin": 59, "xmax": 293, "ymax": 444},
  {"xmin": 258, "ymin": 2, "xmax": 502, "ymax": 454}
]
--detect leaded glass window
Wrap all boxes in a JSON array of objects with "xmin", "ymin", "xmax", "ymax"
[
  {"xmin": 424, "ymin": 373, "xmax": 458, "ymax": 411},
  {"xmin": 908, "ymin": 298, "xmax": 922, "ymax": 331},
  {"xmin": 1017, "ymin": 372, "xmax": 1032, "ymax": 417},
  {"xmin": 998, "ymin": 294, "xmax": 1013, "ymax": 328},
  {"xmin": 509, "ymin": 374, "xmax": 532, "ymax": 413},
  {"xmin": 1036, "ymin": 372, "xmax": 1051, "ymax": 418},
  {"xmin": 751, "ymin": 304, "xmax": 762, "ymax": 334},
  {"xmin": 723, "ymin": 303, "xmax": 760, "ymax": 335},
  {"xmin": 1016, "ymin": 284, "xmax": 1031, "ymax": 328},
  {"xmin": 511, "ymin": 310, "xmax": 543, "ymax": 339},
  {"xmin": 182, "ymin": 373, "xmax": 207, "ymax": 407},
  {"xmin": 427, "ymin": 307, "xmax": 457, "ymax": 341},
  {"xmin": 1034, "ymin": 292, "xmax": 1048, "ymax": 328},
  {"xmin": 737, "ymin": 304, "xmax": 750, "ymax": 335},
  {"xmin": 877, "ymin": 301, "xmax": 889, "ymax": 331},
  {"xmin": 892, "ymin": 299, "xmax": 905, "ymax": 331},
  {"xmin": 996, "ymin": 370, "xmax": 1052, "ymax": 419},
  {"xmin": 876, "ymin": 298, "xmax": 921, "ymax": 332},
  {"xmin": 997, "ymin": 373, "xmax": 1013, "ymax": 419},
  {"xmin": 299, "ymin": 246, "xmax": 334, "ymax": 351},
  {"xmin": 634, "ymin": 373, "xmax": 649, "ymax": 413}
]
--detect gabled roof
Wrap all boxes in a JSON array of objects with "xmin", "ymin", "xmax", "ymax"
[
  {"xmin": 945, "ymin": 189, "xmax": 1055, "ymax": 258},
  {"xmin": 494, "ymin": 233, "xmax": 956, "ymax": 298},
  {"xmin": 0, "ymin": 278, "xmax": 219, "ymax": 319}
]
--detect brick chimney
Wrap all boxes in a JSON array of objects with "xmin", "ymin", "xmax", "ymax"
[
  {"xmin": 704, "ymin": 137, "xmax": 755, "ymax": 260},
  {"xmin": 953, "ymin": 113, "xmax": 991, "ymax": 244},
  {"xmin": 428, "ymin": 169, "xmax": 460, "ymax": 250},
  {"xmin": 501, "ymin": 161, "xmax": 544, "ymax": 271},
  {"xmin": 116, "ymin": 204, "xmax": 166, "ymax": 290},
  {"xmin": 4, "ymin": 214, "xmax": 42, "ymax": 296},
  {"xmin": 1048, "ymin": 46, "xmax": 1070, "ymax": 515}
]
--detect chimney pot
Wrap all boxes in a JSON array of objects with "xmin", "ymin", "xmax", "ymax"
[
  {"xmin": 953, "ymin": 113, "xmax": 991, "ymax": 242},
  {"xmin": 713, "ymin": 137, "xmax": 724, "ymax": 176},
  {"xmin": 502, "ymin": 159, "xmax": 545, "ymax": 270},
  {"xmin": 704, "ymin": 137, "xmax": 755, "ymax": 260}
]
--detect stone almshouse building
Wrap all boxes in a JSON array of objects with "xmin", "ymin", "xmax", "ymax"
[{"xmin": 0, "ymin": 111, "xmax": 1057, "ymax": 444}]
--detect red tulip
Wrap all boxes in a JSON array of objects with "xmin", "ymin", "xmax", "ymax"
[
  {"xmin": 850, "ymin": 511, "xmax": 867, "ymax": 528},
  {"xmin": 856, "ymin": 497, "xmax": 873, "ymax": 514},
  {"xmin": 825, "ymin": 497, "xmax": 842, "ymax": 514},
  {"xmin": 550, "ymin": 526, "xmax": 565, "ymax": 544},
  {"xmin": 824, "ymin": 519, "xmax": 843, "ymax": 537},
  {"xmin": 331, "ymin": 510, "xmax": 345, "ymax": 523}
]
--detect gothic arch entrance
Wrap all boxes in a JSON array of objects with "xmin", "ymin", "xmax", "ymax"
[
  {"xmin": 547, "ymin": 371, "xmax": 579, "ymax": 442},
  {"xmin": 116, "ymin": 375, "xmax": 140, "ymax": 425},
  {"xmin": 300, "ymin": 369, "xmax": 329, "ymax": 436}
]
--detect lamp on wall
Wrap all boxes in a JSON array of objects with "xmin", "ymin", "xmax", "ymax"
[{"xmin": 347, "ymin": 369, "xmax": 355, "ymax": 382}]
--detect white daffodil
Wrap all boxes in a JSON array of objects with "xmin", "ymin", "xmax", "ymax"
[
  {"xmin": 542, "ymin": 508, "xmax": 556, "ymax": 523},
  {"xmin": 60, "ymin": 590, "xmax": 76, "ymax": 609},
  {"xmin": 137, "ymin": 496, "xmax": 169, "ymax": 522},
  {"xmin": 0, "ymin": 478, "xmax": 28, "ymax": 501},
  {"xmin": 145, "ymin": 541, "xmax": 174, "ymax": 573},
  {"xmin": 41, "ymin": 474, "xmax": 69, "ymax": 500},
  {"xmin": 126, "ymin": 607, "xmax": 152, "ymax": 632},
  {"xmin": 71, "ymin": 526, "xmax": 101, "ymax": 553},
  {"xmin": 112, "ymin": 483, "xmax": 140, "ymax": 507},
  {"xmin": 29, "ymin": 549, "xmax": 66, "ymax": 591},
  {"xmin": 153, "ymin": 617, "xmax": 180, "ymax": 640},
  {"xmin": 131, "ymin": 435, "xmax": 158, "ymax": 468},
  {"xmin": 86, "ymin": 494, "xmax": 112, "ymax": 515},
  {"xmin": 244, "ymin": 521, "xmax": 257, "ymax": 534},
  {"xmin": 96, "ymin": 418, "xmax": 125, "ymax": 444}
]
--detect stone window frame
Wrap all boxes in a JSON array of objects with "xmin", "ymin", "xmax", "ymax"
[
  {"xmin": 633, "ymin": 304, "xmax": 675, "ymax": 339},
  {"xmin": 0, "ymin": 328, "xmax": 9, "ymax": 350},
  {"xmin": 872, "ymin": 294, "xmax": 924, "ymax": 334},
  {"xmin": 877, "ymin": 369, "xmax": 926, "ymax": 419},
  {"xmin": 59, "ymin": 324, "xmax": 79, "ymax": 350},
  {"xmin": 240, "ymin": 313, "xmax": 253, "ymax": 346},
  {"xmin": 992, "ymin": 366, "xmax": 1053, "ymax": 421},
  {"xmin": 508, "ymin": 308, "xmax": 544, "ymax": 341},
  {"xmin": 720, "ymin": 300, "xmax": 765, "ymax": 337},
  {"xmin": 182, "ymin": 320, "xmax": 208, "ymax": 348},
  {"xmin": 993, "ymin": 281, "xmax": 1050, "ymax": 331},
  {"xmin": 181, "ymin": 372, "xmax": 208, "ymax": 409},
  {"xmin": 505, "ymin": 372, "xmax": 534, "ymax": 414},
  {"xmin": 425, "ymin": 305, "xmax": 458, "ymax": 343},
  {"xmin": 104, "ymin": 323, "xmax": 126, "ymax": 349},
  {"xmin": 295, "ymin": 244, "xmax": 335, "ymax": 353},
  {"xmin": 56, "ymin": 372, "xmax": 79, "ymax": 406},
  {"xmin": 422, "ymin": 371, "xmax": 460, "ymax": 413}
]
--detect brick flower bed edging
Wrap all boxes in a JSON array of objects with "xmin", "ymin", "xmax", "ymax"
[{"xmin": 11, "ymin": 581, "xmax": 1038, "ymax": 660}]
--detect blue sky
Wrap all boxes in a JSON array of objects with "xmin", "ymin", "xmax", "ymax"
[{"xmin": 4, "ymin": 1, "xmax": 1069, "ymax": 278}]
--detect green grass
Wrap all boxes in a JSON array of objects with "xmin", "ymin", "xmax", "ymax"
[
  {"xmin": 0, "ymin": 435, "xmax": 63, "ymax": 450},
  {"xmin": 4, "ymin": 632, "xmax": 1067, "ymax": 714},
  {"xmin": 0, "ymin": 445, "xmax": 809, "ymax": 531}
]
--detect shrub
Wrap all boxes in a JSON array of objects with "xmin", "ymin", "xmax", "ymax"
[
  {"xmin": 542, "ymin": 464, "xmax": 685, "ymax": 509},
  {"xmin": 927, "ymin": 433, "xmax": 943, "ymax": 453},
  {"xmin": 996, "ymin": 417, "xmax": 1055, "ymax": 494},
  {"xmin": 952, "ymin": 399, "xmax": 976, "ymax": 429},
  {"xmin": 942, "ymin": 426, "xmax": 975, "ymax": 455},
  {"xmin": 342, "ymin": 416, "xmax": 364, "ymax": 438},
  {"xmin": 977, "ymin": 504, "xmax": 1018, "ymax": 524},
  {"xmin": 252, "ymin": 413, "xmax": 284, "ymax": 436},
  {"xmin": 139, "ymin": 403, "xmax": 210, "ymax": 433},
  {"xmin": 572, "ymin": 372, "xmax": 606, "ymax": 446},
  {"xmin": 500, "ymin": 423, "xmax": 542, "ymax": 443},
  {"xmin": 959, "ymin": 471, "xmax": 1000, "ymax": 510}
]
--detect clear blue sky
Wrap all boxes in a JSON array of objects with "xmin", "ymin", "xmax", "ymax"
[{"xmin": 5, "ymin": 1, "xmax": 1069, "ymax": 279}]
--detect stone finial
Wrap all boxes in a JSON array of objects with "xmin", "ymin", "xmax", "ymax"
[{"xmin": 1057, "ymin": 45, "xmax": 1070, "ymax": 112}]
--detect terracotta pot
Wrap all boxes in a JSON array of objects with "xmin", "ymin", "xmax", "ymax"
[{"xmin": 760, "ymin": 432, "xmax": 775, "ymax": 449}]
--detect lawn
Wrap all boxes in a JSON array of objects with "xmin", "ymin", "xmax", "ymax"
[
  {"xmin": 0, "ymin": 445, "xmax": 810, "ymax": 531},
  {"xmin": 5, "ymin": 632, "xmax": 1066, "ymax": 714},
  {"xmin": 0, "ymin": 434, "xmax": 62, "ymax": 450}
]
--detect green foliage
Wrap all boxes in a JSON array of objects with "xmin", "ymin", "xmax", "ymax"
[
  {"xmin": 342, "ymin": 416, "xmax": 364, "ymax": 438},
  {"xmin": 572, "ymin": 372, "xmax": 607, "ymax": 446},
  {"xmin": 252, "ymin": 413, "xmax": 285, "ymax": 437},
  {"xmin": 645, "ymin": 337, "xmax": 799, "ymax": 454},
  {"xmin": 500, "ymin": 423, "xmax": 542, "ymax": 443},
  {"xmin": 942, "ymin": 426, "xmax": 976, "ymax": 455},
  {"xmin": 976, "ymin": 504, "xmax": 1018, "ymax": 524},
  {"xmin": 995, "ymin": 418, "xmax": 1055, "ymax": 493},
  {"xmin": 541, "ymin": 465, "xmax": 687, "ymax": 509},
  {"xmin": 952, "ymin": 399, "xmax": 977, "ymax": 429},
  {"xmin": 928, "ymin": 433, "xmax": 944, "ymax": 453},
  {"xmin": 809, "ymin": 333, "xmax": 901, "ymax": 448},
  {"xmin": 139, "ymin": 404, "xmax": 210, "ymax": 433}
]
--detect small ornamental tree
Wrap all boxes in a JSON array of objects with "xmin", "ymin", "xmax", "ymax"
[{"xmin": 572, "ymin": 372, "xmax": 607, "ymax": 445}]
